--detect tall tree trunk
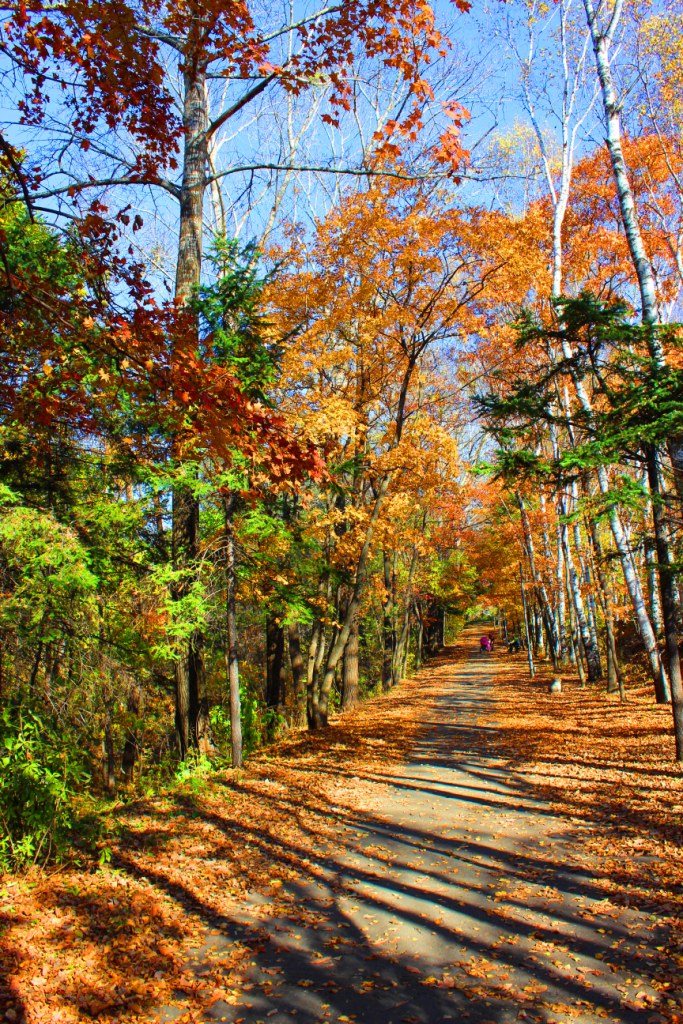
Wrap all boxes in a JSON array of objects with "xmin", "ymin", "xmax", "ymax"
[
  {"xmin": 172, "ymin": 56, "xmax": 209, "ymax": 760},
  {"xmin": 560, "ymin": 504, "xmax": 602, "ymax": 682},
  {"xmin": 539, "ymin": 494, "xmax": 561, "ymax": 669},
  {"xmin": 600, "ymin": 469, "xmax": 669, "ymax": 701},
  {"xmin": 172, "ymin": 486, "xmax": 202, "ymax": 759},
  {"xmin": 176, "ymin": 59, "xmax": 208, "ymax": 304},
  {"xmin": 315, "ymin": 473, "xmax": 392, "ymax": 727},
  {"xmin": 341, "ymin": 616, "xmax": 360, "ymax": 710},
  {"xmin": 122, "ymin": 684, "xmax": 141, "ymax": 783},
  {"xmin": 288, "ymin": 623, "xmax": 306, "ymax": 727},
  {"xmin": 393, "ymin": 545, "xmax": 418, "ymax": 683},
  {"xmin": 516, "ymin": 491, "xmax": 559, "ymax": 663},
  {"xmin": 306, "ymin": 620, "xmax": 324, "ymax": 729},
  {"xmin": 587, "ymin": 516, "xmax": 624, "ymax": 701},
  {"xmin": 557, "ymin": 367, "xmax": 669, "ymax": 696},
  {"xmin": 382, "ymin": 550, "xmax": 396, "ymax": 692},
  {"xmin": 533, "ymin": 603, "xmax": 545, "ymax": 657},
  {"xmin": 587, "ymin": 593, "xmax": 600, "ymax": 661},
  {"xmin": 222, "ymin": 492, "xmax": 242, "ymax": 769},
  {"xmin": 564, "ymin": 557, "xmax": 587, "ymax": 685},
  {"xmin": 555, "ymin": 518, "xmax": 568, "ymax": 662},
  {"xmin": 583, "ymin": 0, "xmax": 657, "ymax": 321},
  {"xmin": 570, "ymin": 481, "xmax": 602, "ymax": 670},
  {"xmin": 644, "ymin": 535, "xmax": 665, "ymax": 639},
  {"xmin": 415, "ymin": 601, "xmax": 424, "ymax": 670},
  {"xmin": 103, "ymin": 712, "xmax": 116, "ymax": 797},
  {"xmin": 394, "ymin": 606, "xmax": 410, "ymax": 682},
  {"xmin": 266, "ymin": 616, "xmax": 286, "ymax": 728},
  {"xmin": 520, "ymin": 563, "xmax": 535, "ymax": 679},
  {"xmin": 582, "ymin": 0, "xmax": 659, "ymax": 330},
  {"xmin": 646, "ymin": 447, "xmax": 683, "ymax": 759},
  {"xmin": 306, "ymin": 577, "xmax": 327, "ymax": 728},
  {"xmin": 583, "ymin": 0, "xmax": 683, "ymax": 504}
]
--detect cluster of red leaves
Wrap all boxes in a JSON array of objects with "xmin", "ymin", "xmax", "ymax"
[
  {"xmin": 489, "ymin": 653, "xmax": 683, "ymax": 1019},
  {"xmin": 0, "ymin": 680, "xmax": 423, "ymax": 1024},
  {"xmin": 5, "ymin": 0, "xmax": 472, "ymax": 180},
  {"xmin": 4, "ymin": 1, "xmax": 178, "ymax": 173},
  {"xmin": 1, "ymin": 254, "xmax": 323, "ymax": 479}
]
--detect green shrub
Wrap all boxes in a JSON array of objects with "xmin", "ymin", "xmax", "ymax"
[
  {"xmin": 0, "ymin": 708, "xmax": 88, "ymax": 871},
  {"xmin": 172, "ymin": 750, "xmax": 217, "ymax": 793},
  {"xmin": 208, "ymin": 704, "xmax": 231, "ymax": 753},
  {"xmin": 240, "ymin": 683, "xmax": 263, "ymax": 756}
]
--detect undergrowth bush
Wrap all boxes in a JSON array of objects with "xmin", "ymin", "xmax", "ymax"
[{"xmin": 0, "ymin": 707, "xmax": 88, "ymax": 871}]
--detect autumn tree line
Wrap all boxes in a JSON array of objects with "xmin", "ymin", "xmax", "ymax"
[{"xmin": 0, "ymin": 0, "xmax": 682, "ymax": 867}]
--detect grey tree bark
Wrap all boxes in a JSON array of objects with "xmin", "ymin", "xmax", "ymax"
[
  {"xmin": 341, "ymin": 616, "xmax": 360, "ymax": 710},
  {"xmin": 646, "ymin": 448, "xmax": 683, "ymax": 759},
  {"xmin": 288, "ymin": 623, "xmax": 306, "ymax": 727},
  {"xmin": 172, "ymin": 56, "xmax": 209, "ymax": 760},
  {"xmin": 559, "ymin": 496, "xmax": 602, "ymax": 682},
  {"xmin": 516, "ymin": 491, "xmax": 560, "ymax": 664},
  {"xmin": 587, "ymin": 515, "xmax": 624, "ymax": 701}
]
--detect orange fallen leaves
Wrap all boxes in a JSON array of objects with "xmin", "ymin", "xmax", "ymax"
[
  {"xmin": 3, "ymin": 645, "xmax": 683, "ymax": 1022},
  {"xmin": 488, "ymin": 651, "xmax": 683, "ymax": 1010},
  {"xmin": 0, "ymin": 675, "xmax": 423, "ymax": 1023}
]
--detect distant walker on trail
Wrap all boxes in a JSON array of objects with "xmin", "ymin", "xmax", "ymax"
[{"xmin": 480, "ymin": 635, "xmax": 492, "ymax": 654}]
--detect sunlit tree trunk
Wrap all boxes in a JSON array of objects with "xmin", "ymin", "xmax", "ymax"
[
  {"xmin": 539, "ymin": 494, "xmax": 561, "ymax": 669},
  {"xmin": 557, "ymin": 352, "xmax": 669, "ymax": 698},
  {"xmin": 564, "ymin": 553, "xmax": 587, "ymax": 685},
  {"xmin": 642, "ymin": 475, "xmax": 666, "ymax": 640},
  {"xmin": 570, "ymin": 484, "xmax": 602, "ymax": 674},
  {"xmin": 341, "ymin": 616, "xmax": 360, "ymax": 710},
  {"xmin": 644, "ymin": 537, "xmax": 665, "ymax": 639},
  {"xmin": 306, "ymin": 578, "xmax": 329, "ymax": 728},
  {"xmin": 519, "ymin": 563, "xmax": 535, "ymax": 679},
  {"xmin": 555, "ymin": 518, "xmax": 568, "ymax": 662},
  {"xmin": 560, "ymin": 505, "xmax": 601, "ymax": 682},
  {"xmin": 583, "ymin": 0, "xmax": 683, "ymax": 499},
  {"xmin": 516, "ymin": 491, "xmax": 559, "ymax": 664},
  {"xmin": 587, "ymin": 516, "xmax": 624, "ymax": 700}
]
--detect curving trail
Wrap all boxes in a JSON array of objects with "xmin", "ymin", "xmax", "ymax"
[{"xmin": 159, "ymin": 638, "xmax": 661, "ymax": 1024}]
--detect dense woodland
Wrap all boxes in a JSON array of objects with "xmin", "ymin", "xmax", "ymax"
[{"xmin": 1, "ymin": 0, "xmax": 683, "ymax": 872}]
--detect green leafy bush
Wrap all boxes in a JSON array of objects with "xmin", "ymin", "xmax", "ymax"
[
  {"xmin": 209, "ymin": 689, "xmax": 267, "ymax": 761},
  {"xmin": 173, "ymin": 750, "xmax": 216, "ymax": 790},
  {"xmin": 208, "ymin": 704, "xmax": 231, "ymax": 753},
  {"xmin": 0, "ymin": 708, "xmax": 88, "ymax": 871}
]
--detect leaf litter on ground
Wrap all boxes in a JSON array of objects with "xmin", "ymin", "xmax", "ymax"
[{"xmin": 2, "ymin": 643, "xmax": 683, "ymax": 1023}]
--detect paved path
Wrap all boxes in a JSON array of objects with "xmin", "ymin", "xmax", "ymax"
[{"xmin": 162, "ymin": 647, "xmax": 662, "ymax": 1024}]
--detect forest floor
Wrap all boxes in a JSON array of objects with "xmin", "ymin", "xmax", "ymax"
[{"xmin": 2, "ymin": 633, "xmax": 683, "ymax": 1024}]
